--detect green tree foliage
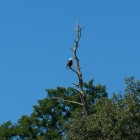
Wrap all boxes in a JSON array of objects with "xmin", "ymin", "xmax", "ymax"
[
  {"xmin": 1, "ymin": 77, "xmax": 139, "ymax": 139},
  {"xmin": 0, "ymin": 79, "xmax": 107, "ymax": 139},
  {"xmin": 66, "ymin": 77, "xmax": 140, "ymax": 140},
  {"xmin": 0, "ymin": 121, "xmax": 16, "ymax": 140}
]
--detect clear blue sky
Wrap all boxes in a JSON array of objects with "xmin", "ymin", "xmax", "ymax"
[{"xmin": 0, "ymin": 1, "xmax": 140, "ymax": 124}]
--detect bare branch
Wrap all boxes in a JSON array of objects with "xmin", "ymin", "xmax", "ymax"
[
  {"xmin": 68, "ymin": 46, "xmax": 73, "ymax": 51},
  {"xmin": 74, "ymin": 65, "xmax": 81, "ymax": 70},
  {"xmin": 52, "ymin": 97, "xmax": 83, "ymax": 106},
  {"xmin": 74, "ymin": 89, "xmax": 84, "ymax": 96},
  {"xmin": 76, "ymin": 20, "xmax": 78, "ymax": 29},
  {"xmin": 72, "ymin": 82, "xmax": 79, "ymax": 87},
  {"xmin": 83, "ymin": 73, "xmax": 87, "ymax": 75},
  {"xmin": 81, "ymin": 27, "xmax": 86, "ymax": 30},
  {"xmin": 70, "ymin": 67, "xmax": 78, "ymax": 75}
]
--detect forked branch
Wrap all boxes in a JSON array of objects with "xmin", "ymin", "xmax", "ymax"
[
  {"xmin": 70, "ymin": 67, "xmax": 78, "ymax": 75},
  {"xmin": 52, "ymin": 97, "xmax": 83, "ymax": 106}
]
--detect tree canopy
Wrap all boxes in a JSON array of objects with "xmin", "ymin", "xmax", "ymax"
[
  {"xmin": 0, "ymin": 77, "xmax": 140, "ymax": 139},
  {"xmin": 66, "ymin": 77, "xmax": 140, "ymax": 140},
  {"xmin": 0, "ymin": 79, "xmax": 107, "ymax": 139}
]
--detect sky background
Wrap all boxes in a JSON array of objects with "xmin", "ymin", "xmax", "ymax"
[{"xmin": 0, "ymin": 1, "xmax": 140, "ymax": 124}]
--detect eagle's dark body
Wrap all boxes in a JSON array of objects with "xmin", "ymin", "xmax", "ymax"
[{"xmin": 66, "ymin": 58, "xmax": 72, "ymax": 69}]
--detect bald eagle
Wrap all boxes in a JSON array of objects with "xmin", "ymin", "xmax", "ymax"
[{"xmin": 66, "ymin": 58, "xmax": 73, "ymax": 69}]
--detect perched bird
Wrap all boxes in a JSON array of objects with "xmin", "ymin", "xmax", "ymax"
[{"xmin": 66, "ymin": 58, "xmax": 73, "ymax": 69}]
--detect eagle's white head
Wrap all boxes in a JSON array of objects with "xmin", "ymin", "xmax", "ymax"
[{"xmin": 69, "ymin": 58, "xmax": 72, "ymax": 60}]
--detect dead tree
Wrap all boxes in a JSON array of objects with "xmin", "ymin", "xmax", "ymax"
[{"xmin": 53, "ymin": 21, "xmax": 88, "ymax": 117}]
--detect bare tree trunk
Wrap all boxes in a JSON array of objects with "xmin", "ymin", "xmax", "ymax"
[
  {"xmin": 70, "ymin": 21, "xmax": 88, "ymax": 117},
  {"xmin": 53, "ymin": 21, "xmax": 88, "ymax": 117}
]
